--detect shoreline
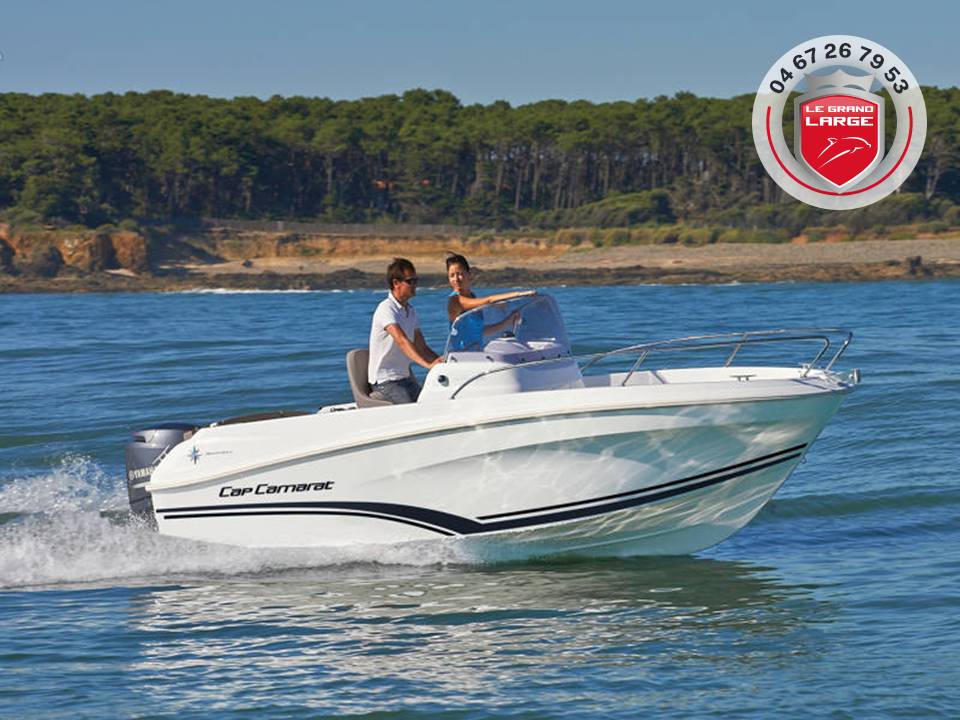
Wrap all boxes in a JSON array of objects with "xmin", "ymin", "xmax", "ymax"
[{"xmin": 2, "ymin": 237, "xmax": 959, "ymax": 293}]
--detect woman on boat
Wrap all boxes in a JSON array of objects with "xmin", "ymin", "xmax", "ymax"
[{"xmin": 445, "ymin": 253, "xmax": 535, "ymax": 351}]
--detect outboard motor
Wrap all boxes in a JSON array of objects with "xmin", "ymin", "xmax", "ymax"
[{"xmin": 125, "ymin": 424, "xmax": 197, "ymax": 515}]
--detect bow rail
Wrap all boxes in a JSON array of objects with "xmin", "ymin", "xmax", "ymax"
[{"xmin": 448, "ymin": 327, "xmax": 853, "ymax": 400}]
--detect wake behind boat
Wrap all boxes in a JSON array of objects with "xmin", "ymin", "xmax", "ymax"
[{"xmin": 124, "ymin": 294, "xmax": 858, "ymax": 557}]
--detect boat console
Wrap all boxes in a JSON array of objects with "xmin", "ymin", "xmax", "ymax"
[{"xmin": 418, "ymin": 294, "xmax": 583, "ymax": 401}]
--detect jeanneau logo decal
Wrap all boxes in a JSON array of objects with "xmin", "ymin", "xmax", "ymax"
[
  {"xmin": 187, "ymin": 446, "xmax": 233, "ymax": 464},
  {"xmin": 752, "ymin": 35, "xmax": 926, "ymax": 209}
]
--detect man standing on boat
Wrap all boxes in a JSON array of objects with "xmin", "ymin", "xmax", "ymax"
[{"xmin": 368, "ymin": 258, "xmax": 441, "ymax": 404}]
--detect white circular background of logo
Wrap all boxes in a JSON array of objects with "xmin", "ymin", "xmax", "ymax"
[{"xmin": 752, "ymin": 35, "xmax": 926, "ymax": 210}]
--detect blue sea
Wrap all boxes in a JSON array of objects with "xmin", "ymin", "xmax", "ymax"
[{"xmin": 1, "ymin": 281, "xmax": 959, "ymax": 719}]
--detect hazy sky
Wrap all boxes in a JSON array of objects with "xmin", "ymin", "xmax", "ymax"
[{"xmin": 1, "ymin": 0, "xmax": 956, "ymax": 104}]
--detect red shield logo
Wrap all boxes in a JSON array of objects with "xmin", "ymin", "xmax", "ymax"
[{"xmin": 795, "ymin": 89, "xmax": 884, "ymax": 189}]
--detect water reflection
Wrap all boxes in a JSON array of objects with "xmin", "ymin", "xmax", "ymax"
[{"xmin": 123, "ymin": 558, "xmax": 831, "ymax": 712}]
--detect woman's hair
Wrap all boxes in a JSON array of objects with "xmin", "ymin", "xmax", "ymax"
[{"xmin": 445, "ymin": 252, "xmax": 470, "ymax": 272}]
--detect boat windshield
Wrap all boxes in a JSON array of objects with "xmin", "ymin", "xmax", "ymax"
[{"xmin": 444, "ymin": 293, "xmax": 571, "ymax": 360}]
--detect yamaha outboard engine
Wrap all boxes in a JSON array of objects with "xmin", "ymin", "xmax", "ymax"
[{"xmin": 125, "ymin": 424, "xmax": 197, "ymax": 515}]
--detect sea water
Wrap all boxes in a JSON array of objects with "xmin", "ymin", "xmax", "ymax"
[{"xmin": 1, "ymin": 281, "xmax": 959, "ymax": 718}]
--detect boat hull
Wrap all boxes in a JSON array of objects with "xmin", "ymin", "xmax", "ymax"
[{"xmin": 148, "ymin": 387, "xmax": 846, "ymax": 556}]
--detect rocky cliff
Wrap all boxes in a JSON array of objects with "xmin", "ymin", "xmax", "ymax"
[
  {"xmin": 0, "ymin": 225, "xmax": 149, "ymax": 276},
  {"xmin": 2, "ymin": 222, "xmax": 958, "ymax": 292}
]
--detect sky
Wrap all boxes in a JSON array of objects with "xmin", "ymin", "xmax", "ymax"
[{"xmin": 1, "ymin": 0, "xmax": 957, "ymax": 105}]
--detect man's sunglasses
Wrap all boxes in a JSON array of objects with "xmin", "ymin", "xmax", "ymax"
[{"xmin": 399, "ymin": 277, "xmax": 419, "ymax": 285}]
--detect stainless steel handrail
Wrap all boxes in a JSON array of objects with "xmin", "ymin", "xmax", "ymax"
[
  {"xmin": 619, "ymin": 333, "xmax": 833, "ymax": 386},
  {"xmin": 447, "ymin": 328, "xmax": 853, "ymax": 399}
]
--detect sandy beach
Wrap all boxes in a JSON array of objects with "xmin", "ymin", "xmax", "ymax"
[{"xmin": 2, "ymin": 236, "xmax": 959, "ymax": 292}]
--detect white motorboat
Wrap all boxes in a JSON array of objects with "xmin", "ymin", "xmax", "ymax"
[{"xmin": 125, "ymin": 294, "xmax": 858, "ymax": 557}]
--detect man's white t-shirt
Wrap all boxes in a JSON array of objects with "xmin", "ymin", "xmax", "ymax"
[{"xmin": 368, "ymin": 292, "xmax": 420, "ymax": 384}]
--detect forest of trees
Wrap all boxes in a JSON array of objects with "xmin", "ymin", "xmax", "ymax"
[{"xmin": 0, "ymin": 87, "xmax": 958, "ymax": 231}]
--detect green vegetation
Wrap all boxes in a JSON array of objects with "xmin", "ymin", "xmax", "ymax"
[{"xmin": 0, "ymin": 88, "xmax": 958, "ymax": 231}]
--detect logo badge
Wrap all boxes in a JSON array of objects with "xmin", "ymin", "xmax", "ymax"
[
  {"xmin": 796, "ymin": 75, "xmax": 884, "ymax": 189},
  {"xmin": 753, "ymin": 35, "xmax": 926, "ymax": 210}
]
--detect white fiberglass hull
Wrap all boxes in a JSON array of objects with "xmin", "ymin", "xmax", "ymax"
[{"xmin": 146, "ymin": 370, "xmax": 849, "ymax": 557}]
